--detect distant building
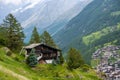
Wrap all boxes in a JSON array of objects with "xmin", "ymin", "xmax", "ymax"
[
  {"xmin": 92, "ymin": 45, "xmax": 120, "ymax": 80},
  {"xmin": 24, "ymin": 43, "xmax": 61, "ymax": 64}
]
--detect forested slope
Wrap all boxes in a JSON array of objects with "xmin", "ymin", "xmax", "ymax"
[{"xmin": 54, "ymin": 0, "xmax": 120, "ymax": 64}]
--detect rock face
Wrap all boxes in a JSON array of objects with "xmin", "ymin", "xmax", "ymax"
[{"xmin": 92, "ymin": 45, "xmax": 120, "ymax": 80}]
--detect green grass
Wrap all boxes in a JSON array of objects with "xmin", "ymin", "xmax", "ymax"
[
  {"xmin": 82, "ymin": 24, "xmax": 120, "ymax": 46},
  {"xmin": 0, "ymin": 71, "xmax": 18, "ymax": 80},
  {"xmin": 111, "ymin": 11, "xmax": 120, "ymax": 16},
  {"xmin": 0, "ymin": 47, "xmax": 102, "ymax": 80}
]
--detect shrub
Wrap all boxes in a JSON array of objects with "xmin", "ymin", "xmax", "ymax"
[
  {"xmin": 81, "ymin": 64, "xmax": 90, "ymax": 72},
  {"xmin": 6, "ymin": 51, "xmax": 12, "ymax": 56},
  {"xmin": 13, "ymin": 56, "xmax": 20, "ymax": 62},
  {"xmin": 26, "ymin": 53, "xmax": 38, "ymax": 67},
  {"xmin": 59, "ymin": 53, "xmax": 64, "ymax": 64},
  {"xmin": 66, "ymin": 48, "xmax": 84, "ymax": 70},
  {"xmin": 0, "ymin": 57, "xmax": 4, "ymax": 61}
]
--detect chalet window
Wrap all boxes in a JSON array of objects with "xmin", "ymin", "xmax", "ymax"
[{"xmin": 40, "ymin": 53, "xmax": 41, "ymax": 56}]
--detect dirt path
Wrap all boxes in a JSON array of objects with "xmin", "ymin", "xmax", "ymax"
[{"xmin": 0, "ymin": 65, "xmax": 30, "ymax": 80}]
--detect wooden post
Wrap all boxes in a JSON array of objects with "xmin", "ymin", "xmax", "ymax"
[{"xmin": 19, "ymin": 47, "xmax": 24, "ymax": 55}]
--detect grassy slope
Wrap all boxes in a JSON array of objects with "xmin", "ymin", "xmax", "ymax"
[{"xmin": 0, "ymin": 47, "xmax": 101, "ymax": 80}]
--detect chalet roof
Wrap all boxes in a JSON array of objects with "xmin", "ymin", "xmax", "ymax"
[
  {"xmin": 24, "ymin": 43, "xmax": 61, "ymax": 51},
  {"xmin": 24, "ymin": 43, "xmax": 41, "ymax": 49}
]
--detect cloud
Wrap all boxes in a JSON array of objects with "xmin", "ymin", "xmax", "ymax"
[
  {"xmin": 11, "ymin": 7, "xmax": 22, "ymax": 13},
  {"xmin": 0, "ymin": 0, "xmax": 22, "ymax": 5},
  {"xmin": 10, "ymin": 0, "xmax": 44, "ymax": 14},
  {"xmin": 0, "ymin": 0, "xmax": 43, "ymax": 6},
  {"xmin": 21, "ymin": 0, "xmax": 44, "ymax": 12}
]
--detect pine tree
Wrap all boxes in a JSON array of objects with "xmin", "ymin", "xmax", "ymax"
[
  {"xmin": 67, "ymin": 48, "xmax": 84, "ymax": 70},
  {"xmin": 29, "ymin": 27, "xmax": 40, "ymax": 44},
  {"xmin": 3, "ymin": 14, "xmax": 25, "ymax": 51},
  {"xmin": 41, "ymin": 31, "xmax": 57, "ymax": 48},
  {"xmin": 26, "ymin": 49, "xmax": 38, "ymax": 67},
  {"xmin": 0, "ymin": 26, "xmax": 7, "ymax": 46}
]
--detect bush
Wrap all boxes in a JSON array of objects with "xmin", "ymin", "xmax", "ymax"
[
  {"xmin": 59, "ymin": 53, "xmax": 64, "ymax": 64},
  {"xmin": 81, "ymin": 64, "xmax": 90, "ymax": 72},
  {"xmin": 26, "ymin": 53, "xmax": 38, "ymax": 67},
  {"xmin": 0, "ymin": 38, "xmax": 6, "ymax": 46},
  {"xmin": 0, "ymin": 57, "xmax": 4, "ymax": 61},
  {"xmin": 66, "ymin": 48, "xmax": 84, "ymax": 70},
  {"xmin": 6, "ymin": 51, "xmax": 12, "ymax": 56},
  {"xmin": 82, "ymin": 66, "xmax": 89, "ymax": 72},
  {"xmin": 13, "ymin": 56, "xmax": 20, "ymax": 62}
]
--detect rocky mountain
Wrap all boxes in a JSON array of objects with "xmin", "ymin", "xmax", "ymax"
[
  {"xmin": 0, "ymin": 3, "xmax": 16, "ymax": 23},
  {"xmin": 0, "ymin": 0, "xmax": 30, "ymax": 23},
  {"xmin": 45, "ymin": 0, "xmax": 92, "ymax": 36},
  {"xmin": 11, "ymin": 0, "xmax": 92, "ymax": 42},
  {"xmin": 14, "ymin": 0, "xmax": 90, "ymax": 29}
]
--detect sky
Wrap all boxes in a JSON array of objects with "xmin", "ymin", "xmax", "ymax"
[
  {"xmin": 0, "ymin": 0, "xmax": 43, "ymax": 6},
  {"xmin": 0, "ymin": 0, "xmax": 85, "ymax": 6},
  {"xmin": 0, "ymin": 0, "xmax": 44, "ymax": 23},
  {"xmin": 0, "ymin": 0, "xmax": 22, "ymax": 5},
  {"xmin": 0, "ymin": 0, "xmax": 46, "ymax": 14},
  {"xmin": 0, "ymin": 0, "xmax": 87, "ymax": 23}
]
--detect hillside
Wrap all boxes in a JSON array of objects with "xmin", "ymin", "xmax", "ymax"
[
  {"xmin": 67, "ymin": 23, "xmax": 120, "ymax": 64},
  {"xmin": 0, "ymin": 47, "xmax": 101, "ymax": 80},
  {"xmin": 45, "ymin": 0, "xmax": 92, "ymax": 36},
  {"xmin": 53, "ymin": 0, "xmax": 120, "ymax": 63}
]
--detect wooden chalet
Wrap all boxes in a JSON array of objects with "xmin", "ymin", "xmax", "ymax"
[{"xmin": 24, "ymin": 43, "xmax": 61, "ymax": 64}]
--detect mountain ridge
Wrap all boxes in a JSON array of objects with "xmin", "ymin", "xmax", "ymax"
[
  {"xmin": 54, "ymin": 0, "xmax": 120, "ymax": 50},
  {"xmin": 13, "ymin": 0, "xmax": 92, "ymax": 42},
  {"xmin": 53, "ymin": 0, "xmax": 120, "ymax": 64}
]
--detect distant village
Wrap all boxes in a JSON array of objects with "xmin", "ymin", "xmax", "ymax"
[{"xmin": 92, "ymin": 45, "xmax": 120, "ymax": 80}]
